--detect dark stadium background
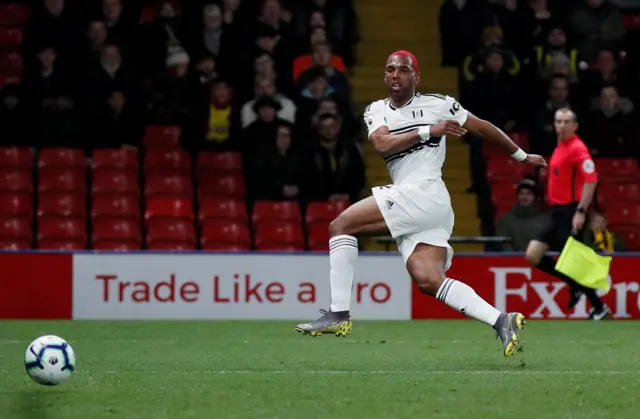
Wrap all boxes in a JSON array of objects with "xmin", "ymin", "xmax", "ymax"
[{"xmin": 0, "ymin": 0, "xmax": 638, "ymax": 253}]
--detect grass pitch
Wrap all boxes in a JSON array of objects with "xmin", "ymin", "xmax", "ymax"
[{"xmin": 1, "ymin": 320, "xmax": 639, "ymax": 419}]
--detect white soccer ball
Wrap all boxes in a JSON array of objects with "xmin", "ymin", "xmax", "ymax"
[{"xmin": 24, "ymin": 335, "xmax": 76, "ymax": 386}]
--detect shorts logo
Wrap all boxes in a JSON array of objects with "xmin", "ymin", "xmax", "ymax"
[
  {"xmin": 386, "ymin": 199, "xmax": 394, "ymax": 210},
  {"xmin": 366, "ymin": 116, "xmax": 374, "ymax": 127},
  {"xmin": 582, "ymin": 159, "xmax": 595, "ymax": 174}
]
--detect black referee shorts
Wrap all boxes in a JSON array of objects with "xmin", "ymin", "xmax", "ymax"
[{"xmin": 535, "ymin": 204, "xmax": 587, "ymax": 251}]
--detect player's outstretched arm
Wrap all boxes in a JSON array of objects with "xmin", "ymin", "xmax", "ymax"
[{"xmin": 463, "ymin": 113, "xmax": 547, "ymax": 167}]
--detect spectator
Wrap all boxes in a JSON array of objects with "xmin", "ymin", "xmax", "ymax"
[
  {"xmin": 495, "ymin": 178, "xmax": 550, "ymax": 251},
  {"xmin": 23, "ymin": 46, "xmax": 74, "ymax": 110},
  {"xmin": 461, "ymin": 26, "xmax": 520, "ymax": 85},
  {"xmin": 515, "ymin": 0, "xmax": 556, "ymax": 49},
  {"xmin": 293, "ymin": 28, "xmax": 346, "ymax": 81},
  {"xmin": 83, "ymin": 21, "xmax": 109, "ymax": 68},
  {"xmin": 93, "ymin": 90, "xmax": 142, "ymax": 149},
  {"xmin": 99, "ymin": 0, "xmax": 136, "ymax": 50},
  {"xmin": 582, "ymin": 47, "xmax": 628, "ymax": 100},
  {"xmin": 0, "ymin": 84, "xmax": 35, "ymax": 147},
  {"xmin": 196, "ymin": 79, "xmax": 236, "ymax": 150},
  {"xmin": 458, "ymin": 0, "xmax": 519, "ymax": 57},
  {"xmin": 146, "ymin": 48, "xmax": 192, "ymax": 126},
  {"xmin": 194, "ymin": 4, "xmax": 231, "ymax": 62},
  {"xmin": 439, "ymin": 0, "xmax": 469, "ymax": 66},
  {"xmin": 39, "ymin": 94, "xmax": 85, "ymax": 149},
  {"xmin": 85, "ymin": 44, "xmax": 138, "ymax": 105},
  {"xmin": 191, "ymin": 52, "xmax": 218, "ymax": 89},
  {"xmin": 248, "ymin": 122, "xmax": 306, "ymax": 201},
  {"xmin": 582, "ymin": 212, "xmax": 626, "ymax": 252},
  {"xmin": 241, "ymin": 76, "xmax": 296, "ymax": 128},
  {"xmin": 569, "ymin": 0, "xmax": 626, "ymax": 60},
  {"xmin": 583, "ymin": 85, "xmax": 635, "ymax": 158},
  {"xmin": 295, "ymin": 67, "xmax": 336, "ymax": 130},
  {"xmin": 296, "ymin": 43, "xmax": 350, "ymax": 99},
  {"xmin": 304, "ymin": 113, "xmax": 365, "ymax": 203},
  {"xmin": 530, "ymin": 75, "xmax": 573, "ymax": 156},
  {"xmin": 22, "ymin": 0, "xmax": 75, "ymax": 60},
  {"xmin": 139, "ymin": 0, "xmax": 185, "ymax": 78},
  {"xmin": 221, "ymin": 0, "xmax": 243, "ymax": 27},
  {"xmin": 242, "ymin": 95, "xmax": 285, "ymax": 152},
  {"xmin": 622, "ymin": 12, "xmax": 640, "ymax": 96},
  {"xmin": 533, "ymin": 23, "xmax": 586, "ymax": 82}
]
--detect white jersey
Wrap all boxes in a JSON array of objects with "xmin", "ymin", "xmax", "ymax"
[{"xmin": 363, "ymin": 93, "xmax": 468, "ymax": 186}]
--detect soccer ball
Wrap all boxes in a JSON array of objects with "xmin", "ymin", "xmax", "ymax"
[{"xmin": 24, "ymin": 335, "xmax": 76, "ymax": 386}]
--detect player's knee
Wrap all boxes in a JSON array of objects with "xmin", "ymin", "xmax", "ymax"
[
  {"xmin": 407, "ymin": 259, "xmax": 443, "ymax": 296},
  {"xmin": 329, "ymin": 215, "xmax": 350, "ymax": 237}
]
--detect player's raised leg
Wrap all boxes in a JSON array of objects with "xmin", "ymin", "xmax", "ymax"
[
  {"xmin": 407, "ymin": 244, "xmax": 525, "ymax": 357},
  {"xmin": 295, "ymin": 196, "xmax": 388, "ymax": 337}
]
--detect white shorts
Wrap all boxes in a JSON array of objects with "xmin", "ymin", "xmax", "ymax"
[{"xmin": 372, "ymin": 178, "xmax": 455, "ymax": 270}]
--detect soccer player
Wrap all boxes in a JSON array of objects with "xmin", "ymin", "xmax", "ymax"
[
  {"xmin": 524, "ymin": 108, "xmax": 610, "ymax": 320},
  {"xmin": 295, "ymin": 51, "xmax": 547, "ymax": 357}
]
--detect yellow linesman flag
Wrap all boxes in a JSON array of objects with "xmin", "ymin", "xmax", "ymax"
[{"xmin": 556, "ymin": 237, "xmax": 612, "ymax": 292}]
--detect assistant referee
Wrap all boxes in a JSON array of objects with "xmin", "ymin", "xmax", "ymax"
[{"xmin": 525, "ymin": 108, "xmax": 609, "ymax": 320}]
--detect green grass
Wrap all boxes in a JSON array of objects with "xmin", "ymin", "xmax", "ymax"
[{"xmin": 1, "ymin": 321, "xmax": 639, "ymax": 419}]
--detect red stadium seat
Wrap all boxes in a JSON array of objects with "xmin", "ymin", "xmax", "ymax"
[
  {"xmin": 483, "ymin": 132, "xmax": 530, "ymax": 159},
  {"xmin": 597, "ymin": 183, "xmax": 640, "ymax": 207},
  {"xmin": 38, "ymin": 167, "xmax": 85, "ymax": 193},
  {"xmin": 146, "ymin": 218, "xmax": 196, "ymax": 247},
  {"xmin": 38, "ymin": 148, "xmax": 85, "ymax": 168},
  {"xmin": 0, "ymin": 238, "xmax": 30, "ymax": 250},
  {"xmin": 0, "ymin": 192, "xmax": 32, "ymax": 217},
  {"xmin": 92, "ymin": 168, "xmax": 139, "ymax": 196},
  {"xmin": 144, "ymin": 173, "xmax": 193, "ymax": 198},
  {"xmin": 200, "ymin": 219, "xmax": 251, "ymax": 248},
  {"xmin": 143, "ymin": 126, "xmax": 181, "ymax": 149},
  {"xmin": 144, "ymin": 149, "xmax": 191, "ymax": 174},
  {"xmin": 612, "ymin": 226, "xmax": 640, "ymax": 250},
  {"xmin": 487, "ymin": 155, "xmax": 532, "ymax": 182},
  {"xmin": 37, "ymin": 216, "xmax": 86, "ymax": 243},
  {"xmin": 0, "ymin": 147, "xmax": 33, "ymax": 168},
  {"xmin": 92, "ymin": 217, "xmax": 141, "ymax": 244},
  {"xmin": 595, "ymin": 158, "xmax": 640, "ymax": 181},
  {"xmin": 0, "ymin": 170, "xmax": 32, "ymax": 193},
  {"xmin": 252, "ymin": 201, "xmax": 301, "ymax": 224},
  {"xmin": 0, "ymin": 215, "xmax": 31, "ymax": 241},
  {"xmin": 0, "ymin": 3, "xmax": 31, "ymax": 26},
  {"xmin": 92, "ymin": 148, "xmax": 138, "ymax": 170},
  {"xmin": 92, "ymin": 240, "xmax": 141, "ymax": 251},
  {"xmin": 198, "ymin": 175, "xmax": 245, "ymax": 198},
  {"xmin": 0, "ymin": 52, "xmax": 22, "ymax": 76},
  {"xmin": 38, "ymin": 239, "xmax": 85, "ymax": 250},
  {"xmin": 201, "ymin": 242, "xmax": 250, "ymax": 251},
  {"xmin": 196, "ymin": 152, "xmax": 243, "ymax": 174},
  {"xmin": 307, "ymin": 222, "xmax": 329, "ymax": 251},
  {"xmin": 92, "ymin": 192, "xmax": 140, "ymax": 221},
  {"xmin": 198, "ymin": 197, "xmax": 247, "ymax": 223},
  {"xmin": 253, "ymin": 220, "xmax": 304, "ymax": 248},
  {"xmin": 490, "ymin": 181, "xmax": 519, "ymax": 204},
  {"xmin": 37, "ymin": 192, "xmax": 86, "ymax": 219},
  {"xmin": 147, "ymin": 240, "xmax": 195, "ymax": 250},
  {"xmin": 0, "ymin": 28, "xmax": 23, "ymax": 50},
  {"xmin": 145, "ymin": 197, "xmax": 194, "ymax": 220},
  {"xmin": 0, "ymin": 74, "xmax": 19, "ymax": 87},
  {"xmin": 305, "ymin": 201, "xmax": 348, "ymax": 228},
  {"xmin": 603, "ymin": 203, "xmax": 640, "ymax": 226}
]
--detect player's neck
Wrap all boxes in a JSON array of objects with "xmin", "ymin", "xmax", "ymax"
[{"xmin": 389, "ymin": 93, "xmax": 414, "ymax": 109}]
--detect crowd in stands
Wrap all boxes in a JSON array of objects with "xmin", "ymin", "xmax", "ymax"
[
  {"xmin": 0, "ymin": 0, "xmax": 364, "ymax": 251},
  {"xmin": 440, "ymin": 0, "xmax": 640, "ymax": 251}
]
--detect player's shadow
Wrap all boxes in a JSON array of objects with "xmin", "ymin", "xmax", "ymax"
[{"xmin": 15, "ymin": 390, "xmax": 64, "ymax": 419}]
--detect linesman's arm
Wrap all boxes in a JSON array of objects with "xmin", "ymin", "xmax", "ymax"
[{"xmin": 575, "ymin": 152, "xmax": 598, "ymax": 212}]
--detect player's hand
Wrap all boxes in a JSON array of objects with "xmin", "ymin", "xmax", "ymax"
[
  {"xmin": 523, "ymin": 154, "xmax": 547, "ymax": 167},
  {"xmin": 431, "ymin": 120, "xmax": 467, "ymax": 137},
  {"xmin": 572, "ymin": 212, "xmax": 586, "ymax": 234}
]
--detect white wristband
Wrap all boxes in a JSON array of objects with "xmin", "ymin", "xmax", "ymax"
[
  {"xmin": 418, "ymin": 126, "xmax": 431, "ymax": 143},
  {"xmin": 511, "ymin": 148, "xmax": 527, "ymax": 162}
]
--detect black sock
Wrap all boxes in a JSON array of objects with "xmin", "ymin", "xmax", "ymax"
[
  {"xmin": 331, "ymin": 310, "xmax": 350, "ymax": 320},
  {"xmin": 536, "ymin": 256, "xmax": 604, "ymax": 310}
]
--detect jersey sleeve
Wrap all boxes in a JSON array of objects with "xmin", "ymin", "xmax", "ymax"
[
  {"xmin": 363, "ymin": 100, "xmax": 386, "ymax": 138},
  {"xmin": 436, "ymin": 95, "xmax": 469, "ymax": 126},
  {"xmin": 573, "ymin": 143, "xmax": 598, "ymax": 182}
]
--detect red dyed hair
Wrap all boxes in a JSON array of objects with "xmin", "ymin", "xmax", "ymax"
[{"xmin": 388, "ymin": 50, "xmax": 420, "ymax": 73}]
